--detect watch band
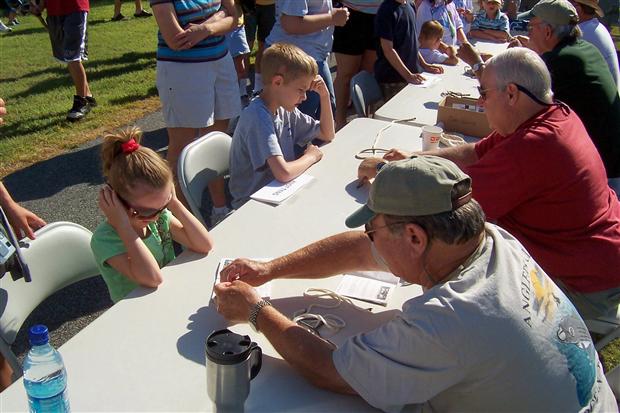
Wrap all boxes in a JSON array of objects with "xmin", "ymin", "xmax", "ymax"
[
  {"xmin": 249, "ymin": 299, "xmax": 272, "ymax": 332},
  {"xmin": 472, "ymin": 61, "xmax": 485, "ymax": 73}
]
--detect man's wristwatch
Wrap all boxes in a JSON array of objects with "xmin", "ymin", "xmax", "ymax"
[
  {"xmin": 249, "ymin": 299, "xmax": 272, "ymax": 332},
  {"xmin": 376, "ymin": 161, "xmax": 387, "ymax": 172},
  {"xmin": 472, "ymin": 61, "xmax": 485, "ymax": 73}
]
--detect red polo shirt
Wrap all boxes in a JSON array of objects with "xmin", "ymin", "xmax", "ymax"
[{"xmin": 467, "ymin": 103, "xmax": 620, "ymax": 293}]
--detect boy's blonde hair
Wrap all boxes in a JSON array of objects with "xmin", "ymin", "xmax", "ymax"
[
  {"xmin": 261, "ymin": 43, "xmax": 318, "ymax": 84},
  {"xmin": 419, "ymin": 20, "xmax": 444, "ymax": 41},
  {"xmin": 101, "ymin": 127, "xmax": 172, "ymax": 198}
]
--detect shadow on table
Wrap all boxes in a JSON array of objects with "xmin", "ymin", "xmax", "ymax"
[
  {"xmin": 176, "ymin": 294, "xmax": 401, "ymax": 366},
  {"xmin": 423, "ymin": 101, "xmax": 439, "ymax": 110},
  {"xmin": 344, "ymin": 179, "xmax": 369, "ymax": 205}
]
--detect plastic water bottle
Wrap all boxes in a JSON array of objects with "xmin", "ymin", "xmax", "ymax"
[{"xmin": 22, "ymin": 325, "xmax": 70, "ymax": 413}]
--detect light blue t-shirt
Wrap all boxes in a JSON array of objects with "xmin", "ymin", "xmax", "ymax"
[
  {"xmin": 420, "ymin": 47, "xmax": 449, "ymax": 64},
  {"xmin": 471, "ymin": 9, "xmax": 510, "ymax": 33},
  {"xmin": 266, "ymin": 0, "xmax": 334, "ymax": 61},
  {"xmin": 229, "ymin": 97, "xmax": 321, "ymax": 208}
]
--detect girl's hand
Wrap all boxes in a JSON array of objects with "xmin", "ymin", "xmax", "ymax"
[
  {"xmin": 309, "ymin": 75, "xmax": 329, "ymax": 99},
  {"xmin": 99, "ymin": 186, "xmax": 131, "ymax": 231}
]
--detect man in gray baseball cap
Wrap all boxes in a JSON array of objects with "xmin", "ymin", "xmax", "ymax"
[{"xmin": 214, "ymin": 155, "xmax": 615, "ymax": 412}]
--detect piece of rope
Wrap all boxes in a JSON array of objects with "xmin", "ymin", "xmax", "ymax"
[
  {"xmin": 355, "ymin": 117, "xmax": 416, "ymax": 159},
  {"xmin": 292, "ymin": 288, "xmax": 366, "ymax": 332}
]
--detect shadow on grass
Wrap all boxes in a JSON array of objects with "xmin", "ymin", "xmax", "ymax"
[
  {"xmin": 0, "ymin": 110, "xmax": 68, "ymax": 139},
  {"xmin": 3, "ymin": 127, "xmax": 168, "ymax": 201},
  {"xmin": 6, "ymin": 52, "xmax": 156, "ymax": 100},
  {"xmin": 6, "ymin": 25, "xmax": 49, "ymax": 37},
  {"xmin": 1, "ymin": 66, "xmax": 67, "ymax": 83},
  {"xmin": 108, "ymin": 86, "xmax": 158, "ymax": 105}
]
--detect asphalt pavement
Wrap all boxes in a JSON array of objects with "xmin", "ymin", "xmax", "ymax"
[{"xmin": 3, "ymin": 110, "xmax": 169, "ymax": 361}]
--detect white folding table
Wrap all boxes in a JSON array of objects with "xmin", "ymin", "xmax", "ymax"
[{"xmin": 1, "ymin": 118, "xmax": 425, "ymax": 412}]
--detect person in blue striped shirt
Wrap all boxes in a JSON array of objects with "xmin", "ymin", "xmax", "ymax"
[
  {"xmin": 151, "ymin": 0, "xmax": 241, "ymax": 226},
  {"xmin": 468, "ymin": 0, "xmax": 511, "ymax": 42}
]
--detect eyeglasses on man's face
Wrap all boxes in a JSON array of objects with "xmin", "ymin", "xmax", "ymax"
[{"xmin": 364, "ymin": 220, "xmax": 410, "ymax": 242}]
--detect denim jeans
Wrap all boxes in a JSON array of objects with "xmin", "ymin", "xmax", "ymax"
[{"xmin": 298, "ymin": 58, "xmax": 336, "ymax": 120}]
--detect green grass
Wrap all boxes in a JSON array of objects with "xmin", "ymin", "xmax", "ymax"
[{"xmin": 0, "ymin": 0, "xmax": 161, "ymax": 176}]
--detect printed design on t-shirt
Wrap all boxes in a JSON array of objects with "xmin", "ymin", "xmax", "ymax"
[{"xmin": 522, "ymin": 263, "xmax": 597, "ymax": 408}]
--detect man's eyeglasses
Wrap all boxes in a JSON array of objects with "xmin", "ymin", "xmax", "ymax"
[
  {"xmin": 117, "ymin": 193, "xmax": 172, "ymax": 220},
  {"xmin": 527, "ymin": 21, "xmax": 546, "ymax": 32},
  {"xmin": 364, "ymin": 221, "xmax": 409, "ymax": 242},
  {"xmin": 476, "ymin": 86, "xmax": 499, "ymax": 101}
]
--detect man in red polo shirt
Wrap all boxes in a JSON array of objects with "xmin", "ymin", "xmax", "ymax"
[
  {"xmin": 31, "ymin": 0, "xmax": 96, "ymax": 121},
  {"xmin": 358, "ymin": 47, "xmax": 620, "ymax": 320}
]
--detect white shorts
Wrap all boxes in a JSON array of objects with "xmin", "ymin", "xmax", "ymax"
[{"xmin": 156, "ymin": 53, "xmax": 241, "ymax": 128}]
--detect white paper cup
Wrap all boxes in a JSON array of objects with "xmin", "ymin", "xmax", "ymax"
[{"xmin": 422, "ymin": 125, "xmax": 442, "ymax": 151}]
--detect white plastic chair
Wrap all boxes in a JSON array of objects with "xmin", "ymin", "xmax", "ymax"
[
  {"xmin": 0, "ymin": 222, "xmax": 99, "ymax": 381},
  {"xmin": 177, "ymin": 131, "xmax": 232, "ymax": 227},
  {"xmin": 350, "ymin": 71, "xmax": 384, "ymax": 118}
]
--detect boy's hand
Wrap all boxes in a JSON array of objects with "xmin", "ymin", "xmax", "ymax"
[
  {"xmin": 331, "ymin": 7, "xmax": 350, "ymax": 26},
  {"xmin": 446, "ymin": 45, "xmax": 457, "ymax": 58},
  {"xmin": 309, "ymin": 75, "xmax": 329, "ymax": 99},
  {"xmin": 99, "ymin": 186, "xmax": 131, "ymax": 231},
  {"xmin": 407, "ymin": 73, "xmax": 426, "ymax": 84},
  {"xmin": 304, "ymin": 144, "xmax": 323, "ymax": 163},
  {"xmin": 424, "ymin": 64, "xmax": 444, "ymax": 74}
]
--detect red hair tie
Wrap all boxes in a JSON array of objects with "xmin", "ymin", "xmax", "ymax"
[{"xmin": 121, "ymin": 138, "xmax": 140, "ymax": 154}]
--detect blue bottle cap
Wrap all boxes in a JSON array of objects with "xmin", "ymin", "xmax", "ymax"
[{"xmin": 28, "ymin": 325, "xmax": 49, "ymax": 346}]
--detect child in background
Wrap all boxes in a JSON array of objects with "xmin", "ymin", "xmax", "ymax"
[
  {"xmin": 469, "ymin": 0, "xmax": 511, "ymax": 42},
  {"xmin": 265, "ymin": 0, "xmax": 349, "ymax": 119},
  {"xmin": 226, "ymin": 1, "xmax": 251, "ymax": 105},
  {"xmin": 419, "ymin": 20, "xmax": 459, "ymax": 65},
  {"xmin": 454, "ymin": 0, "xmax": 474, "ymax": 33},
  {"xmin": 91, "ymin": 128, "xmax": 213, "ymax": 303},
  {"xmin": 375, "ymin": 0, "xmax": 444, "ymax": 100},
  {"xmin": 229, "ymin": 43, "xmax": 335, "ymax": 208}
]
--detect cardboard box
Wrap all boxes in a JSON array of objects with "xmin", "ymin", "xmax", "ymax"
[{"xmin": 437, "ymin": 96, "xmax": 492, "ymax": 138}]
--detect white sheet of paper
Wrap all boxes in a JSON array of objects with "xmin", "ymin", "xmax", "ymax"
[
  {"xmin": 337, "ymin": 274, "xmax": 395, "ymax": 306},
  {"xmin": 347, "ymin": 270, "xmax": 400, "ymax": 285},
  {"xmin": 409, "ymin": 74, "xmax": 441, "ymax": 88},
  {"xmin": 250, "ymin": 174, "xmax": 314, "ymax": 205},
  {"xmin": 213, "ymin": 258, "xmax": 272, "ymax": 298}
]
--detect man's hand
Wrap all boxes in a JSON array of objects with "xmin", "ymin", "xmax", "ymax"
[
  {"xmin": 357, "ymin": 157, "xmax": 384, "ymax": 185},
  {"xmin": 30, "ymin": 0, "xmax": 45, "ymax": 15},
  {"xmin": 214, "ymin": 280, "xmax": 262, "ymax": 324},
  {"xmin": 331, "ymin": 7, "xmax": 350, "ymax": 27},
  {"xmin": 98, "ymin": 186, "xmax": 131, "ymax": 231},
  {"xmin": 304, "ymin": 144, "xmax": 323, "ymax": 163},
  {"xmin": 383, "ymin": 148, "xmax": 413, "ymax": 161},
  {"xmin": 457, "ymin": 42, "xmax": 482, "ymax": 66},
  {"xmin": 309, "ymin": 75, "xmax": 329, "ymax": 99},
  {"xmin": 221, "ymin": 258, "xmax": 272, "ymax": 286},
  {"xmin": 4, "ymin": 202, "xmax": 46, "ymax": 240},
  {"xmin": 508, "ymin": 35, "xmax": 529, "ymax": 48}
]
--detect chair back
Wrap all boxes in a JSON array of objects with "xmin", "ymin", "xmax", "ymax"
[
  {"xmin": 177, "ymin": 132, "xmax": 232, "ymax": 226},
  {"xmin": 350, "ymin": 71, "xmax": 383, "ymax": 118},
  {"xmin": 0, "ymin": 222, "xmax": 99, "ymax": 379}
]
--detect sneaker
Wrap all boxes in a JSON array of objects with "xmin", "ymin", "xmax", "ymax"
[
  {"xmin": 210, "ymin": 207, "xmax": 233, "ymax": 227},
  {"xmin": 85, "ymin": 95, "xmax": 97, "ymax": 107},
  {"xmin": 0, "ymin": 22, "xmax": 12, "ymax": 32},
  {"xmin": 134, "ymin": 9, "xmax": 152, "ymax": 17},
  {"xmin": 111, "ymin": 13, "xmax": 125, "ymax": 21},
  {"xmin": 66, "ymin": 95, "xmax": 92, "ymax": 122},
  {"xmin": 8, "ymin": 19, "xmax": 19, "ymax": 26}
]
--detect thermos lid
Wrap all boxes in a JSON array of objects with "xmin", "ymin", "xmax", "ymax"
[
  {"xmin": 29, "ymin": 324, "xmax": 49, "ymax": 346},
  {"xmin": 206, "ymin": 329, "xmax": 256, "ymax": 365}
]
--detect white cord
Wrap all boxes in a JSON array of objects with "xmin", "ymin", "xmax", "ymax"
[
  {"xmin": 356, "ymin": 117, "xmax": 417, "ymax": 159},
  {"xmin": 293, "ymin": 288, "xmax": 365, "ymax": 332}
]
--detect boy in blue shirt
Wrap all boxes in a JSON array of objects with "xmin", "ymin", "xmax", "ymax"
[
  {"xmin": 229, "ymin": 43, "xmax": 336, "ymax": 208},
  {"xmin": 469, "ymin": 0, "xmax": 511, "ymax": 42}
]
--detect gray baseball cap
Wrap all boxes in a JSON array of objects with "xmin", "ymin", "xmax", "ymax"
[
  {"xmin": 520, "ymin": 0, "xmax": 579, "ymax": 25},
  {"xmin": 345, "ymin": 156, "xmax": 473, "ymax": 228}
]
